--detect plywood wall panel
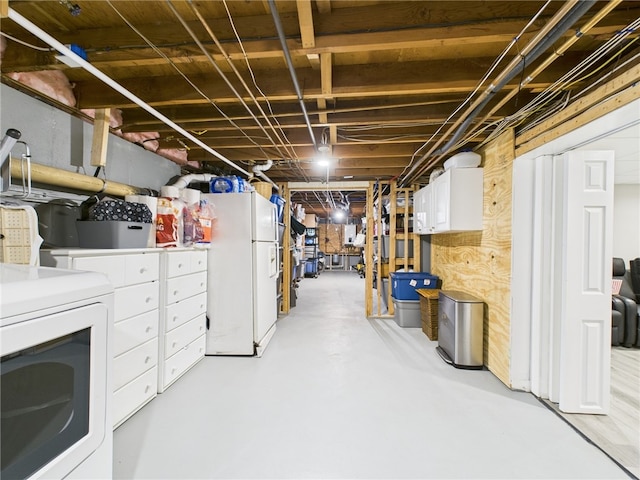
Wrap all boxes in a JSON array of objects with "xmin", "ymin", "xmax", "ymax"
[{"xmin": 432, "ymin": 129, "xmax": 514, "ymax": 386}]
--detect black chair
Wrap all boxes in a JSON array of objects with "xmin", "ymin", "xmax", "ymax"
[
  {"xmin": 612, "ymin": 258, "xmax": 639, "ymax": 348},
  {"xmin": 611, "ymin": 304, "xmax": 625, "ymax": 346},
  {"xmin": 629, "ymin": 257, "xmax": 640, "ymax": 303}
]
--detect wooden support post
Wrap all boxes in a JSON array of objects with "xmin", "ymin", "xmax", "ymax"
[
  {"xmin": 90, "ymin": 108, "xmax": 111, "ymax": 167},
  {"xmin": 280, "ymin": 183, "xmax": 291, "ymax": 314}
]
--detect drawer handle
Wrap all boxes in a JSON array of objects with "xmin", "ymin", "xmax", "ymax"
[
  {"xmin": 172, "ymin": 315, "xmax": 178, "ymax": 323},
  {"xmin": 145, "ymin": 356, "xmax": 151, "ymax": 364},
  {"xmin": 140, "ymin": 267, "xmax": 147, "ymax": 274},
  {"xmin": 172, "ymin": 342, "xmax": 177, "ymax": 348},
  {"xmin": 171, "ymin": 368, "xmax": 176, "ymax": 374},
  {"xmin": 173, "ymin": 290, "xmax": 179, "ymax": 296},
  {"xmin": 144, "ymin": 385, "xmax": 151, "ymax": 393},
  {"xmin": 145, "ymin": 326, "xmax": 152, "ymax": 333},
  {"xmin": 200, "ymin": 282, "xmax": 204, "ymax": 288},
  {"xmin": 178, "ymin": 263, "xmax": 184, "ymax": 269},
  {"xmin": 145, "ymin": 296, "xmax": 152, "ymax": 303}
]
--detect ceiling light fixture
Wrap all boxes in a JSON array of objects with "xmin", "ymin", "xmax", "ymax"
[
  {"xmin": 315, "ymin": 128, "xmax": 331, "ymax": 163},
  {"xmin": 317, "ymin": 142, "xmax": 330, "ymax": 153}
]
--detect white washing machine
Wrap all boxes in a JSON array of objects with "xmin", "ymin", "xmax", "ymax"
[{"xmin": 0, "ymin": 263, "xmax": 114, "ymax": 479}]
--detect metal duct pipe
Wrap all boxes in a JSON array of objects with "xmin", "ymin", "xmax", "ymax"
[
  {"xmin": 268, "ymin": 0, "xmax": 317, "ymax": 148},
  {"xmin": 9, "ymin": 159, "xmax": 145, "ymax": 197},
  {"xmin": 400, "ymin": 0, "xmax": 596, "ymax": 185}
]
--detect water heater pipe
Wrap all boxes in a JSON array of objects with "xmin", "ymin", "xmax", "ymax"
[{"xmin": 9, "ymin": 159, "xmax": 145, "ymax": 196}]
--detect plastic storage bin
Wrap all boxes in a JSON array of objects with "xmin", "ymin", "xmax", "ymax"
[
  {"xmin": 304, "ymin": 258, "xmax": 318, "ymax": 277},
  {"xmin": 377, "ymin": 235, "xmax": 413, "ymax": 260},
  {"xmin": 76, "ymin": 221, "xmax": 151, "ymax": 249},
  {"xmin": 392, "ymin": 298, "xmax": 421, "ymax": 327},
  {"xmin": 390, "ymin": 271, "xmax": 439, "ymax": 300},
  {"xmin": 270, "ymin": 194, "xmax": 286, "ymax": 223}
]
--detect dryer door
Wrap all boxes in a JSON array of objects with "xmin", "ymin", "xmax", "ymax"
[{"xmin": 0, "ymin": 302, "xmax": 109, "ymax": 480}]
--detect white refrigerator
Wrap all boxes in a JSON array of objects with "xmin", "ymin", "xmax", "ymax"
[{"xmin": 204, "ymin": 191, "xmax": 279, "ymax": 356}]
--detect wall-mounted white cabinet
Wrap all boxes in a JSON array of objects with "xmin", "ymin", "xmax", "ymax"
[
  {"xmin": 413, "ymin": 184, "xmax": 432, "ymax": 234},
  {"xmin": 415, "ymin": 168, "xmax": 484, "ymax": 234}
]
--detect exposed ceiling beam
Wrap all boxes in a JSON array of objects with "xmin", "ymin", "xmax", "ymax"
[{"xmin": 296, "ymin": 0, "xmax": 316, "ymax": 49}]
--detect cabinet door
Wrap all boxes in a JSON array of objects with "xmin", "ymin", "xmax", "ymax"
[
  {"xmin": 433, "ymin": 170, "xmax": 451, "ymax": 232},
  {"xmin": 413, "ymin": 188, "xmax": 425, "ymax": 234},
  {"xmin": 424, "ymin": 183, "xmax": 434, "ymax": 233}
]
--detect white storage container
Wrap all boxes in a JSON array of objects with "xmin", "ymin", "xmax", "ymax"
[{"xmin": 443, "ymin": 151, "xmax": 481, "ymax": 170}]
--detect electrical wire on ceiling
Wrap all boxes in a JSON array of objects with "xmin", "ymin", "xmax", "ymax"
[
  {"xmin": 6, "ymin": 6, "xmax": 251, "ymax": 179},
  {"xmin": 105, "ymin": 0, "xmax": 272, "ymax": 163},
  {"xmin": 0, "ymin": 32, "xmax": 51, "ymax": 51},
  {"xmin": 172, "ymin": 0, "xmax": 297, "ymax": 165},
  {"xmin": 267, "ymin": 0, "xmax": 317, "ymax": 151},
  {"xmin": 401, "ymin": 0, "xmax": 554, "ymax": 173},
  {"xmin": 400, "ymin": 0, "xmax": 600, "ymax": 185},
  {"xmin": 441, "ymin": 0, "xmax": 630, "ymax": 155},
  {"xmin": 476, "ymin": 18, "xmax": 640, "ymax": 148},
  {"xmin": 218, "ymin": 0, "xmax": 310, "ymax": 182}
]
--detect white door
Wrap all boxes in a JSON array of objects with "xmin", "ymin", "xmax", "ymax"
[
  {"xmin": 252, "ymin": 192, "xmax": 277, "ymax": 242},
  {"xmin": 556, "ymin": 150, "xmax": 614, "ymax": 414},
  {"xmin": 252, "ymin": 241, "xmax": 278, "ymax": 344}
]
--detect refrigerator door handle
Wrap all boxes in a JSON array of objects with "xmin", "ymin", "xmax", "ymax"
[{"xmin": 269, "ymin": 243, "xmax": 279, "ymax": 278}]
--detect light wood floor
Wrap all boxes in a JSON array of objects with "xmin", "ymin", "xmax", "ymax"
[{"xmin": 545, "ymin": 347, "xmax": 640, "ymax": 479}]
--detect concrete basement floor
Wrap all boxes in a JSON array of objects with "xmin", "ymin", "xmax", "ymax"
[{"xmin": 113, "ymin": 271, "xmax": 628, "ymax": 479}]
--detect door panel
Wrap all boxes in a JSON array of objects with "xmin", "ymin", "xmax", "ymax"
[
  {"xmin": 557, "ymin": 151, "xmax": 613, "ymax": 414},
  {"xmin": 253, "ymin": 241, "xmax": 277, "ymax": 343}
]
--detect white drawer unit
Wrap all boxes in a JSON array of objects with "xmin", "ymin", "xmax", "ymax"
[
  {"xmin": 158, "ymin": 249, "xmax": 208, "ymax": 392},
  {"xmin": 40, "ymin": 248, "xmax": 160, "ymax": 429}
]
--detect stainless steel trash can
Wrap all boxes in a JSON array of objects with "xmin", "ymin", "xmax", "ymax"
[{"xmin": 436, "ymin": 290, "xmax": 484, "ymax": 369}]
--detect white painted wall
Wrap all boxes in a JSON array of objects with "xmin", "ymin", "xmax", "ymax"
[
  {"xmin": 613, "ymin": 184, "xmax": 640, "ymax": 263},
  {"xmin": 0, "ymin": 84, "xmax": 180, "ymax": 192}
]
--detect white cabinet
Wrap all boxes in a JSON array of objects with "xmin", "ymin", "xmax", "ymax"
[
  {"xmin": 40, "ymin": 248, "xmax": 160, "ymax": 429},
  {"xmin": 413, "ymin": 184, "xmax": 433, "ymax": 234},
  {"xmin": 415, "ymin": 168, "xmax": 483, "ymax": 234},
  {"xmin": 158, "ymin": 249, "xmax": 207, "ymax": 392}
]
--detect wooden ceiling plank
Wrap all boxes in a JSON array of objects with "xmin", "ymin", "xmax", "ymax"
[
  {"xmin": 321, "ymin": 52, "xmax": 333, "ymax": 98},
  {"xmin": 3, "ymin": 19, "xmax": 629, "ymax": 74},
  {"xmin": 315, "ymin": 0, "xmax": 331, "ymax": 15},
  {"xmin": 71, "ymin": 53, "xmax": 565, "ymax": 109},
  {"xmin": 296, "ymin": 0, "xmax": 316, "ymax": 49},
  {"xmin": 317, "ymin": 98, "xmax": 328, "ymax": 124}
]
